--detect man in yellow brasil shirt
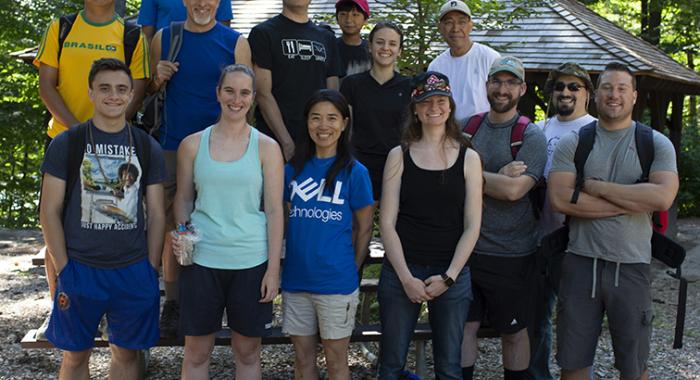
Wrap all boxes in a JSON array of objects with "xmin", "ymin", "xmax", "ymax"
[{"xmin": 35, "ymin": 0, "xmax": 150, "ymax": 140}]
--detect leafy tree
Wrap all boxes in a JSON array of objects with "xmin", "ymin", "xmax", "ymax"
[{"xmin": 0, "ymin": 0, "xmax": 82, "ymax": 228}]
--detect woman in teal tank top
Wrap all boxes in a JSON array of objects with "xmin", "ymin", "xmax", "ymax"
[{"xmin": 172, "ymin": 64, "xmax": 284, "ymax": 379}]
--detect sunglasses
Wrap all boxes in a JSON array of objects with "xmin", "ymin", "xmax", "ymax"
[{"xmin": 554, "ymin": 82, "xmax": 584, "ymax": 92}]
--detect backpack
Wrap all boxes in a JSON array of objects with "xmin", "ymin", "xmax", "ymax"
[
  {"xmin": 572, "ymin": 121, "xmax": 682, "ymax": 268},
  {"xmin": 574, "ymin": 121, "xmax": 668, "ymax": 233},
  {"xmin": 57, "ymin": 13, "xmax": 141, "ymax": 66},
  {"xmin": 135, "ymin": 21, "xmax": 185, "ymax": 136},
  {"xmin": 463, "ymin": 112, "xmax": 546, "ymax": 217},
  {"xmin": 539, "ymin": 121, "xmax": 684, "ymax": 294},
  {"xmin": 463, "ymin": 112, "xmax": 531, "ymax": 159},
  {"xmin": 62, "ymin": 122, "xmax": 152, "ymax": 217}
]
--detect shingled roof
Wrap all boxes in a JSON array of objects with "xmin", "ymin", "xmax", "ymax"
[{"xmin": 475, "ymin": 0, "xmax": 700, "ymax": 91}]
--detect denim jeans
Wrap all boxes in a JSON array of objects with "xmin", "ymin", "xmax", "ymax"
[
  {"xmin": 377, "ymin": 262, "xmax": 471, "ymax": 380},
  {"xmin": 528, "ymin": 274, "xmax": 556, "ymax": 380}
]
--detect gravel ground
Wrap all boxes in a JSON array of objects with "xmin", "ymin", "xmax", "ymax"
[{"xmin": 0, "ymin": 220, "xmax": 698, "ymax": 379}]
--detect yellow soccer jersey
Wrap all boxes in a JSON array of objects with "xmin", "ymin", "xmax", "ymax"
[{"xmin": 34, "ymin": 11, "xmax": 150, "ymax": 138}]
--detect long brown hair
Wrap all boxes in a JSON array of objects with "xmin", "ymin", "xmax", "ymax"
[{"xmin": 401, "ymin": 96, "xmax": 472, "ymax": 151}]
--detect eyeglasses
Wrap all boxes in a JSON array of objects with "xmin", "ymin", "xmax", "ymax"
[
  {"xmin": 487, "ymin": 78, "xmax": 522, "ymax": 89},
  {"xmin": 554, "ymin": 82, "xmax": 584, "ymax": 92}
]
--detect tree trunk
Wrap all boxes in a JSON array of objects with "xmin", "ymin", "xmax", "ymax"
[
  {"xmin": 688, "ymin": 51, "xmax": 697, "ymax": 129},
  {"xmin": 642, "ymin": 0, "xmax": 662, "ymax": 45},
  {"xmin": 641, "ymin": 0, "xmax": 648, "ymax": 38}
]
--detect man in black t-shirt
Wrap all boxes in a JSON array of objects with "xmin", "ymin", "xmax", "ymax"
[
  {"xmin": 249, "ymin": 0, "xmax": 342, "ymax": 161},
  {"xmin": 335, "ymin": 0, "xmax": 371, "ymax": 78}
]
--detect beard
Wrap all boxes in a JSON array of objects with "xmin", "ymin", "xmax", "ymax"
[
  {"xmin": 554, "ymin": 96, "xmax": 577, "ymax": 116},
  {"xmin": 487, "ymin": 92, "xmax": 520, "ymax": 114},
  {"xmin": 191, "ymin": 12, "xmax": 214, "ymax": 26}
]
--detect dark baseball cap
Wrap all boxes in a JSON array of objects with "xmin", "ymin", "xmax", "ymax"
[
  {"xmin": 545, "ymin": 62, "xmax": 594, "ymax": 94},
  {"xmin": 411, "ymin": 71, "xmax": 452, "ymax": 102}
]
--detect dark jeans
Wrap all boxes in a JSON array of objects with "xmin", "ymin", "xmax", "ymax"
[
  {"xmin": 528, "ymin": 272, "xmax": 556, "ymax": 380},
  {"xmin": 377, "ymin": 262, "xmax": 471, "ymax": 380}
]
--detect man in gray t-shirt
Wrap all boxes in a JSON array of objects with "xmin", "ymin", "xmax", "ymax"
[
  {"xmin": 548, "ymin": 62, "xmax": 678, "ymax": 380},
  {"xmin": 461, "ymin": 56, "xmax": 546, "ymax": 380}
]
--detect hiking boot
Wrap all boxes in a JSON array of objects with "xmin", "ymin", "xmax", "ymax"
[
  {"xmin": 35, "ymin": 314, "xmax": 51, "ymax": 341},
  {"xmin": 160, "ymin": 300, "xmax": 179, "ymax": 337}
]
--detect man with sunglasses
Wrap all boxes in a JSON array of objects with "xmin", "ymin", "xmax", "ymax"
[
  {"xmin": 461, "ymin": 56, "xmax": 546, "ymax": 380},
  {"xmin": 528, "ymin": 62, "xmax": 596, "ymax": 380}
]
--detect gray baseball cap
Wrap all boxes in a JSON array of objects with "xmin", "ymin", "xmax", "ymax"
[{"xmin": 488, "ymin": 56, "xmax": 525, "ymax": 82}]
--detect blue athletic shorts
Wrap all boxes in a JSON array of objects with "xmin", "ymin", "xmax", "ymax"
[{"xmin": 46, "ymin": 258, "xmax": 160, "ymax": 351}]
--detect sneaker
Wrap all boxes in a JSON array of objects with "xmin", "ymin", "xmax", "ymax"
[
  {"xmin": 160, "ymin": 300, "xmax": 179, "ymax": 337},
  {"xmin": 35, "ymin": 314, "xmax": 51, "ymax": 341}
]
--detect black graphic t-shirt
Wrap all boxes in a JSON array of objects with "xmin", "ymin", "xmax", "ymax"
[
  {"xmin": 249, "ymin": 14, "xmax": 342, "ymax": 141},
  {"xmin": 337, "ymin": 38, "xmax": 371, "ymax": 78},
  {"xmin": 42, "ymin": 123, "xmax": 166, "ymax": 268}
]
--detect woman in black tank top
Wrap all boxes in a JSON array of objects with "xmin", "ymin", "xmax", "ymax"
[{"xmin": 377, "ymin": 71, "xmax": 483, "ymax": 379}]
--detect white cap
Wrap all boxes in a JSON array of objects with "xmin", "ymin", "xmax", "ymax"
[{"xmin": 439, "ymin": 0, "xmax": 472, "ymax": 20}]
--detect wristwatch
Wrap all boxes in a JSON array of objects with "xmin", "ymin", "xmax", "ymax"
[{"xmin": 440, "ymin": 273, "xmax": 455, "ymax": 287}]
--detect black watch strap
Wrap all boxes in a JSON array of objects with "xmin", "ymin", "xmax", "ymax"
[{"xmin": 440, "ymin": 273, "xmax": 455, "ymax": 287}]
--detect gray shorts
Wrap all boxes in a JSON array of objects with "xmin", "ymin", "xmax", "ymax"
[{"xmin": 556, "ymin": 253, "xmax": 652, "ymax": 379}]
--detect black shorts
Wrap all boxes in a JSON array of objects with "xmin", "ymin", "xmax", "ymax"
[
  {"xmin": 179, "ymin": 262, "xmax": 272, "ymax": 337},
  {"xmin": 467, "ymin": 254, "xmax": 534, "ymax": 334},
  {"xmin": 355, "ymin": 151, "xmax": 387, "ymax": 201}
]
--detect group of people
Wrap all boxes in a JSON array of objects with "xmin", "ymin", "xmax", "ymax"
[{"xmin": 34, "ymin": 0, "xmax": 679, "ymax": 379}]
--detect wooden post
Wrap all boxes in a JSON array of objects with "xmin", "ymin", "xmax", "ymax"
[
  {"xmin": 649, "ymin": 92, "xmax": 670, "ymax": 132},
  {"xmin": 519, "ymin": 81, "xmax": 540, "ymax": 121},
  {"xmin": 633, "ymin": 88, "xmax": 647, "ymax": 121},
  {"xmin": 667, "ymin": 94, "xmax": 684, "ymax": 237}
]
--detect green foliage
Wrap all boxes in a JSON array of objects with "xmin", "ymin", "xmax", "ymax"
[
  {"xmin": 0, "ymin": 0, "xmax": 82, "ymax": 228},
  {"xmin": 678, "ymin": 118, "xmax": 700, "ymax": 217}
]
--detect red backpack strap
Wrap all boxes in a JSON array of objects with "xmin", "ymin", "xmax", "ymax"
[
  {"xmin": 463, "ymin": 112, "xmax": 487, "ymax": 138},
  {"xmin": 510, "ymin": 115, "xmax": 531, "ymax": 159}
]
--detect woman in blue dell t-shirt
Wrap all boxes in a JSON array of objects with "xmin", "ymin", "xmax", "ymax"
[{"xmin": 282, "ymin": 89, "xmax": 374, "ymax": 379}]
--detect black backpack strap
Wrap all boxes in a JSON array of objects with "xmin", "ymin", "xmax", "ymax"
[
  {"xmin": 634, "ymin": 122, "xmax": 654, "ymax": 183},
  {"xmin": 64, "ymin": 122, "xmax": 89, "ymax": 215},
  {"xmin": 571, "ymin": 121, "xmax": 597, "ymax": 204},
  {"xmin": 168, "ymin": 21, "xmax": 185, "ymax": 61},
  {"xmin": 122, "ymin": 20, "xmax": 141, "ymax": 67},
  {"xmin": 57, "ymin": 13, "xmax": 78, "ymax": 61},
  {"xmin": 132, "ymin": 126, "xmax": 152, "ymax": 195}
]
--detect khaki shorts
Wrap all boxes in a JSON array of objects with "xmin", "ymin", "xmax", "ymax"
[
  {"xmin": 282, "ymin": 289, "xmax": 359, "ymax": 340},
  {"xmin": 163, "ymin": 150, "xmax": 177, "ymax": 230}
]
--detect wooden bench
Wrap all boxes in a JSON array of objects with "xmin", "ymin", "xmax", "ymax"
[{"xmin": 23, "ymin": 240, "xmax": 500, "ymax": 378}]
